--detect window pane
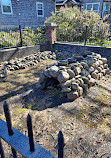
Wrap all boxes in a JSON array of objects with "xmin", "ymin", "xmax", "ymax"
[
  {"xmin": 104, "ymin": 10, "xmax": 110, "ymax": 15},
  {"xmin": 2, "ymin": 0, "xmax": 11, "ymax": 6},
  {"xmin": 3, "ymin": 6, "xmax": 11, "ymax": 13},
  {"xmin": 38, "ymin": 4, "xmax": 42, "ymax": 9},
  {"xmin": 93, "ymin": 4, "xmax": 98, "ymax": 11},
  {"xmin": 87, "ymin": 4, "xmax": 92, "ymax": 11},
  {"xmin": 38, "ymin": 10, "xmax": 43, "ymax": 15},
  {"xmin": 104, "ymin": 2, "xmax": 110, "ymax": 11}
]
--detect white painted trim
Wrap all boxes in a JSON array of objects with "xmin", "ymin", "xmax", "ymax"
[
  {"xmin": 86, "ymin": 2, "xmax": 100, "ymax": 14},
  {"xmin": 56, "ymin": 0, "xmax": 79, "ymax": 6},
  {"xmin": 1, "ymin": 0, "xmax": 13, "ymax": 15},
  {"xmin": 36, "ymin": 2, "xmax": 44, "ymax": 17}
]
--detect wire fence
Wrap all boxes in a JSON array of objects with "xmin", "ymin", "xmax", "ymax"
[
  {"xmin": 56, "ymin": 26, "xmax": 111, "ymax": 47},
  {"xmin": 0, "ymin": 25, "xmax": 46, "ymax": 49}
]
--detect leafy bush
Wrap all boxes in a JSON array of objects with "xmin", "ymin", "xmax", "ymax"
[
  {"xmin": 45, "ymin": 7, "xmax": 110, "ymax": 45},
  {"xmin": 0, "ymin": 27, "xmax": 46, "ymax": 48}
]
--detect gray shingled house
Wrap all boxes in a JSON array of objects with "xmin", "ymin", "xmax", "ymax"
[
  {"xmin": 0, "ymin": 0, "xmax": 55, "ymax": 28},
  {"xmin": 56, "ymin": 0, "xmax": 111, "ymax": 18},
  {"xmin": 82, "ymin": 0, "xmax": 111, "ymax": 18}
]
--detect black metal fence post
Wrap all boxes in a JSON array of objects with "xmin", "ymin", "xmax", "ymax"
[
  {"xmin": 27, "ymin": 114, "xmax": 35, "ymax": 152},
  {"xmin": 84, "ymin": 25, "xmax": 88, "ymax": 46},
  {"xmin": 58, "ymin": 131, "xmax": 64, "ymax": 158},
  {"xmin": 3, "ymin": 101, "xmax": 13, "ymax": 136},
  {"xmin": 0, "ymin": 139, "xmax": 5, "ymax": 158},
  {"xmin": 3, "ymin": 101, "xmax": 17, "ymax": 158},
  {"xmin": 19, "ymin": 25, "xmax": 23, "ymax": 47}
]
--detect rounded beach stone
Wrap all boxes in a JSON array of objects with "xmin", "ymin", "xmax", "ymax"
[
  {"xmin": 67, "ymin": 91, "xmax": 79, "ymax": 100},
  {"xmin": 57, "ymin": 71, "xmax": 70, "ymax": 83},
  {"xmin": 81, "ymin": 69, "xmax": 89, "ymax": 76},
  {"xmin": 78, "ymin": 78, "xmax": 84, "ymax": 87},
  {"xmin": 61, "ymin": 80, "xmax": 72, "ymax": 87},
  {"xmin": 105, "ymin": 68, "xmax": 110, "ymax": 74},
  {"xmin": 50, "ymin": 66, "xmax": 59, "ymax": 78},
  {"xmin": 88, "ymin": 67, "xmax": 95, "ymax": 73},
  {"xmin": 104, "ymin": 64, "xmax": 108, "ymax": 69},
  {"xmin": 82, "ymin": 84, "xmax": 88, "ymax": 92},
  {"xmin": 72, "ymin": 83, "xmax": 79, "ymax": 90},
  {"xmin": 97, "ymin": 67, "xmax": 102, "ymax": 73},
  {"xmin": 101, "ymin": 58, "xmax": 107, "ymax": 64},
  {"xmin": 67, "ymin": 69, "xmax": 75, "ymax": 78},
  {"xmin": 77, "ymin": 86, "xmax": 83, "ymax": 96},
  {"xmin": 89, "ymin": 78, "xmax": 96, "ymax": 87},
  {"xmin": 91, "ymin": 72, "xmax": 97, "ymax": 79},
  {"xmin": 74, "ymin": 67, "xmax": 81, "ymax": 76},
  {"xmin": 62, "ymin": 87, "xmax": 71, "ymax": 93},
  {"xmin": 82, "ymin": 76, "xmax": 89, "ymax": 84}
]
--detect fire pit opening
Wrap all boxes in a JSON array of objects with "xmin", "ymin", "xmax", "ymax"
[{"xmin": 44, "ymin": 77, "xmax": 60, "ymax": 90}]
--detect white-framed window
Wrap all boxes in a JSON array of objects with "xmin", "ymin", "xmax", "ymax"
[
  {"xmin": 36, "ymin": 2, "xmax": 44, "ymax": 17},
  {"xmin": 103, "ymin": 2, "xmax": 110, "ymax": 16},
  {"xmin": 86, "ymin": 3, "xmax": 100, "ymax": 14},
  {"xmin": 1, "ymin": 0, "xmax": 13, "ymax": 14}
]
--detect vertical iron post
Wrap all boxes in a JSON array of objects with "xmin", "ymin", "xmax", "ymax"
[
  {"xmin": 84, "ymin": 25, "xmax": 88, "ymax": 46},
  {"xmin": 3, "ymin": 101, "xmax": 13, "ymax": 136},
  {"xmin": 11, "ymin": 147, "xmax": 17, "ymax": 158},
  {"xmin": 58, "ymin": 131, "xmax": 64, "ymax": 158},
  {"xmin": 3, "ymin": 101, "xmax": 17, "ymax": 158},
  {"xmin": 19, "ymin": 25, "xmax": 23, "ymax": 47},
  {"xmin": 27, "ymin": 114, "xmax": 35, "ymax": 152},
  {"xmin": 0, "ymin": 139, "xmax": 5, "ymax": 158}
]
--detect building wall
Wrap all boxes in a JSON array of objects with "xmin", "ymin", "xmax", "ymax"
[
  {"xmin": 0, "ymin": 0, "xmax": 55, "ymax": 28},
  {"xmin": 81, "ymin": 0, "xmax": 103, "ymax": 14}
]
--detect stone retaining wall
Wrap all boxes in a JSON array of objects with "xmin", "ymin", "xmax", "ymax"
[{"xmin": 0, "ymin": 43, "xmax": 50, "ymax": 62}]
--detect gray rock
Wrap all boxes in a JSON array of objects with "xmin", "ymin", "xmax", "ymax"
[
  {"xmin": 105, "ymin": 68, "xmax": 110, "ymax": 74},
  {"xmin": 88, "ymin": 67, "xmax": 95, "ymax": 73},
  {"xmin": 58, "ymin": 71, "xmax": 70, "ymax": 83},
  {"xmin": 67, "ymin": 91, "xmax": 79, "ymax": 100},
  {"xmin": 104, "ymin": 64, "xmax": 108, "ymax": 69},
  {"xmin": 97, "ymin": 67, "xmax": 102, "ymax": 73},
  {"xmin": 72, "ymin": 83, "xmax": 79, "ymax": 90},
  {"xmin": 67, "ymin": 69, "xmax": 75, "ymax": 78},
  {"xmin": 91, "ymin": 72, "xmax": 97, "ymax": 79},
  {"xmin": 101, "ymin": 58, "xmax": 107, "ymax": 64},
  {"xmin": 77, "ymin": 78, "xmax": 84, "ymax": 87},
  {"xmin": 50, "ymin": 66, "xmax": 59, "ymax": 78},
  {"xmin": 87, "ymin": 74, "xmax": 92, "ymax": 80},
  {"xmin": 81, "ymin": 69, "xmax": 89, "ymax": 76},
  {"xmin": 39, "ymin": 72, "xmax": 46, "ymax": 83},
  {"xmin": 61, "ymin": 80, "xmax": 72, "ymax": 87},
  {"xmin": 82, "ymin": 76, "xmax": 89, "ymax": 84},
  {"xmin": 89, "ymin": 78, "xmax": 96, "ymax": 87},
  {"xmin": 77, "ymin": 86, "xmax": 83, "ymax": 96},
  {"xmin": 62, "ymin": 87, "xmax": 71, "ymax": 93},
  {"xmin": 74, "ymin": 67, "xmax": 81, "ymax": 76},
  {"xmin": 82, "ymin": 84, "xmax": 88, "ymax": 92}
]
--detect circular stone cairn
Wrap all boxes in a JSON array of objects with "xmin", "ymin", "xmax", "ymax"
[{"xmin": 39, "ymin": 53, "xmax": 110, "ymax": 101}]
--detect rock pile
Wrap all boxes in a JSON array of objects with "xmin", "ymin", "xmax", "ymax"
[
  {"xmin": 0, "ymin": 51, "xmax": 57, "ymax": 73},
  {"xmin": 39, "ymin": 53, "xmax": 110, "ymax": 100}
]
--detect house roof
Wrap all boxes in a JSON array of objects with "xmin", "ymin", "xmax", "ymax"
[{"xmin": 56, "ymin": 0, "xmax": 81, "ymax": 6}]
